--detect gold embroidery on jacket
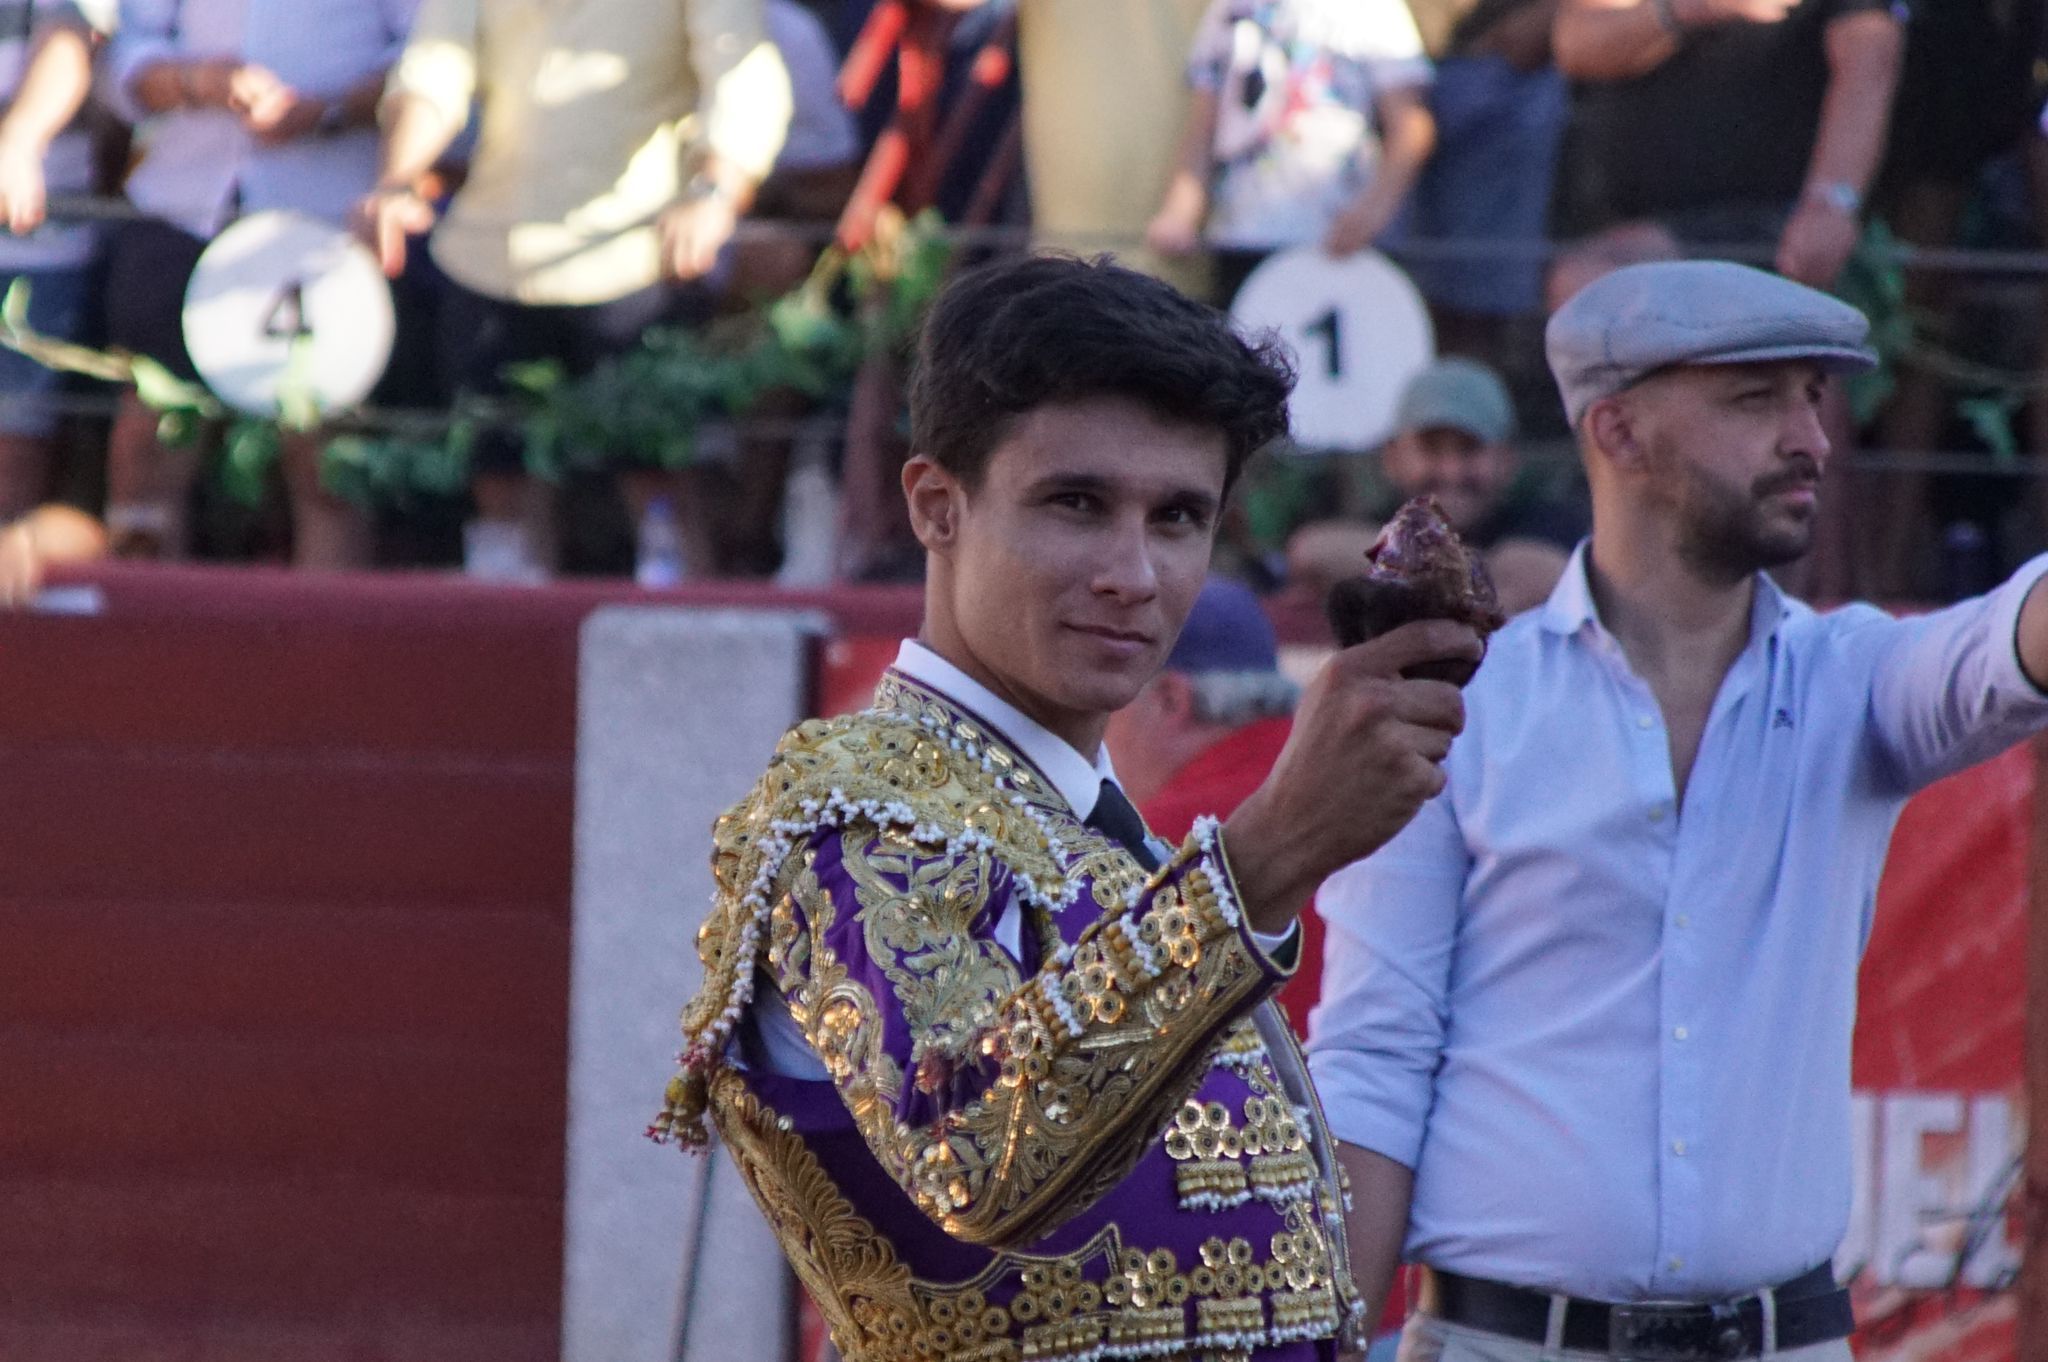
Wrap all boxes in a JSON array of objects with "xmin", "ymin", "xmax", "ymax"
[
  {"xmin": 1161, "ymin": 1058, "xmax": 1318, "ymax": 1211},
  {"xmin": 1266, "ymin": 1201, "xmax": 1342, "ymax": 1341},
  {"xmin": 709, "ymin": 1070, "xmax": 922, "ymax": 1359},
  {"xmin": 1240, "ymin": 1064, "xmax": 1318, "ymax": 1206},
  {"xmin": 714, "ymin": 1066, "xmax": 1331, "ymax": 1362},
  {"xmin": 1167, "ymin": 1099, "xmax": 1251, "ymax": 1209},
  {"xmin": 842, "ymin": 828, "xmax": 1023, "ymax": 1068},
  {"xmin": 664, "ymin": 675, "xmax": 1364, "ymax": 1359},
  {"xmin": 778, "ymin": 857, "xmax": 904, "ymax": 1113},
  {"xmin": 1067, "ymin": 839, "xmax": 1149, "ymax": 913},
  {"xmin": 734, "ymin": 737, "xmax": 1273, "ymax": 1246}
]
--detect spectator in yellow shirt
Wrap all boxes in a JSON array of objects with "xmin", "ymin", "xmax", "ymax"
[{"xmin": 356, "ymin": 0, "xmax": 792, "ymax": 580}]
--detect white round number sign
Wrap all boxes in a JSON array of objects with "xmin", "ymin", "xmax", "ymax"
[
  {"xmin": 182, "ymin": 210, "xmax": 396, "ymax": 418},
  {"xmin": 1229, "ymin": 248, "xmax": 1434, "ymax": 453}
]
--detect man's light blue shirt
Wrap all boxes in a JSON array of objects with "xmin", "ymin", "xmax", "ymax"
[{"xmin": 1307, "ymin": 545, "xmax": 2048, "ymax": 1303}]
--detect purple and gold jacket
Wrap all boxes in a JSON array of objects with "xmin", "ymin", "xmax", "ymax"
[{"xmin": 653, "ymin": 671, "xmax": 1364, "ymax": 1362}]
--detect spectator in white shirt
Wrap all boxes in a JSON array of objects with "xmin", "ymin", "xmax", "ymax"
[
  {"xmin": 1309, "ymin": 261, "xmax": 2048, "ymax": 1362},
  {"xmin": 102, "ymin": 0, "xmax": 416, "ymax": 567},
  {"xmin": 0, "ymin": 0, "xmax": 114, "ymax": 521}
]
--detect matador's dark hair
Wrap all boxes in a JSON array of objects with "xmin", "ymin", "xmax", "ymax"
[{"xmin": 908, "ymin": 253, "xmax": 1296, "ymax": 493}]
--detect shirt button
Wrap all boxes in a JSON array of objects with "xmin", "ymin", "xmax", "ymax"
[
  {"xmin": 1673, "ymin": 1025, "xmax": 1690, "ymax": 1042},
  {"xmin": 1668, "ymin": 1256, "xmax": 1685, "ymax": 1273},
  {"xmin": 1672, "ymin": 1139, "xmax": 1688, "ymax": 1156},
  {"xmin": 1636, "ymin": 715, "xmax": 1655, "ymax": 730},
  {"xmin": 1648, "ymin": 805, "xmax": 1667, "ymax": 823},
  {"xmin": 1674, "ymin": 914, "xmax": 1692, "ymax": 929}
]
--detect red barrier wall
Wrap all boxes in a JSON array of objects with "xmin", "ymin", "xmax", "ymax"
[
  {"xmin": 0, "ymin": 566, "xmax": 918, "ymax": 1362},
  {"xmin": 1, "ymin": 566, "xmax": 2032, "ymax": 1362},
  {"xmin": 0, "ymin": 569, "xmax": 587, "ymax": 1362}
]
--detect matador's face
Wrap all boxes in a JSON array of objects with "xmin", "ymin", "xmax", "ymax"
[{"xmin": 936, "ymin": 395, "xmax": 1225, "ymax": 737}]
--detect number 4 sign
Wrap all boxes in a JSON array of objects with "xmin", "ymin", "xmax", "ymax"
[
  {"xmin": 182, "ymin": 210, "xmax": 397, "ymax": 419},
  {"xmin": 261, "ymin": 280, "xmax": 314, "ymax": 341},
  {"xmin": 1229, "ymin": 248, "xmax": 1434, "ymax": 454}
]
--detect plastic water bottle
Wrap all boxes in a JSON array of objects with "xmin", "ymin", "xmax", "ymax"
[
  {"xmin": 775, "ymin": 455, "xmax": 838, "ymax": 588},
  {"xmin": 636, "ymin": 496, "xmax": 686, "ymax": 588},
  {"xmin": 1939, "ymin": 520, "xmax": 1992, "ymax": 603},
  {"xmin": 463, "ymin": 519, "xmax": 547, "ymax": 585}
]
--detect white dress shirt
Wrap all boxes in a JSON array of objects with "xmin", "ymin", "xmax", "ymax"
[
  {"xmin": 1307, "ymin": 546, "xmax": 2048, "ymax": 1303},
  {"xmin": 741, "ymin": 639, "xmax": 1289, "ymax": 1079},
  {"xmin": 110, "ymin": 0, "xmax": 415, "ymax": 238}
]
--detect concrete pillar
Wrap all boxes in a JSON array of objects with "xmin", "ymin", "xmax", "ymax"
[{"xmin": 564, "ymin": 607, "xmax": 821, "ymax": 1362}]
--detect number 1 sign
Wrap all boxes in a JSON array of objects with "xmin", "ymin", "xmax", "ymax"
[
  {"xmin": 181, "ymin": 210, "xmax": 397, "ymax": 419},
  {"xmin": 1228, "ymin": 247, "xmax": 1434, "ymax": 454}
]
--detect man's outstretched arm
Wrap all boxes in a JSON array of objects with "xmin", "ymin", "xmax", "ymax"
[{"xmin": 1868, "ymin": 560, "xmax": 2048, "ymax": 792}]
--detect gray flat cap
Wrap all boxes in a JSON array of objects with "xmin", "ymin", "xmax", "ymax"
[{"xmin": 1545, "ymin": 260, "xmax": 1877, "ymax": 426}]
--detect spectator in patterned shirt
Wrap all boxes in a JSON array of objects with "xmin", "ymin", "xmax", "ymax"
[{"xmin": 1146, "ymin": 0, "xmax": 1438, "ymax": 301}]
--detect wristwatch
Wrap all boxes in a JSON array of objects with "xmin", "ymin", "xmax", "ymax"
[
  {"xmin": 679, "ymin": 171, "xmax": 739, "ymax": 207},
  {"xmin": 1806, "ymin": 180, "xmax": 1862, "ymax": 216}
]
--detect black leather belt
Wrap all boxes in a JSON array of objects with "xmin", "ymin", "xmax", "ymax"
[{"xmin": 1422, "ymin": 1263, "xmax": 1855, "ymax": 1359}]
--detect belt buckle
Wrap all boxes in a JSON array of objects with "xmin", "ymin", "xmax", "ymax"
[{"xmin": 1608, "ymin": 1302, "xmax": 1749, "ymax": 1360}]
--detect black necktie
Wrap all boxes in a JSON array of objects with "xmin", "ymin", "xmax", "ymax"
[{"xmin": 1086, "ymin": 778, "xmax": 1161, "ymax": 871}]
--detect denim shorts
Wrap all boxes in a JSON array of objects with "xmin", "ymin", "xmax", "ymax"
[
  {"xmin": 102, "ymin": 217, "xmax": 208, "ymax": 383},
  {"xmin": 0, "ymin": 263, "xmax": 90, "ymax": 437}
]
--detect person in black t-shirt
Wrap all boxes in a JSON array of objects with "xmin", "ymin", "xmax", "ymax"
[
  {"xmin": 1552, "ymin": 0, "xmax": 1902, "ymax": 289},
  {"xmin": 1863, "ymin": 0, "xmax": 2045, "ymax": 599}
]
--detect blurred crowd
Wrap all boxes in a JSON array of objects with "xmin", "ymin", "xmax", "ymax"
[{"xmin": 0, "ymin": 0, "xmax": 2045, "ymax": 605}]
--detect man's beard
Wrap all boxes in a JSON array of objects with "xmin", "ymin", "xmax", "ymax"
[{"xmin": 1671, "ymin": 458, "xmax": 1820, "ymax": 582}]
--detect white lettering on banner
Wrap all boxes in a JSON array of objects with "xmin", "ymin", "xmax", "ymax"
[{"xmin": 1836, "ymin": 1090, "xmax": 2021, "ymax": 1291}]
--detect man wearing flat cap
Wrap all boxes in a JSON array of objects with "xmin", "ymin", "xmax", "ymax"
[{"xmin": 1305, "ymin": 259, "xmax": 2048, "ymax": 1362}]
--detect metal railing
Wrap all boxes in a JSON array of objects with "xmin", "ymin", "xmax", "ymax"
[{"xmin": 5, "ymin": 197, "xmax": 2044, "ymax": 484}]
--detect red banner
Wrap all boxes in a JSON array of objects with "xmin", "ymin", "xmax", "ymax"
[{"xmin": 1846, "ymin": 744, "xmax": 2030, "ymax": 1359}]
